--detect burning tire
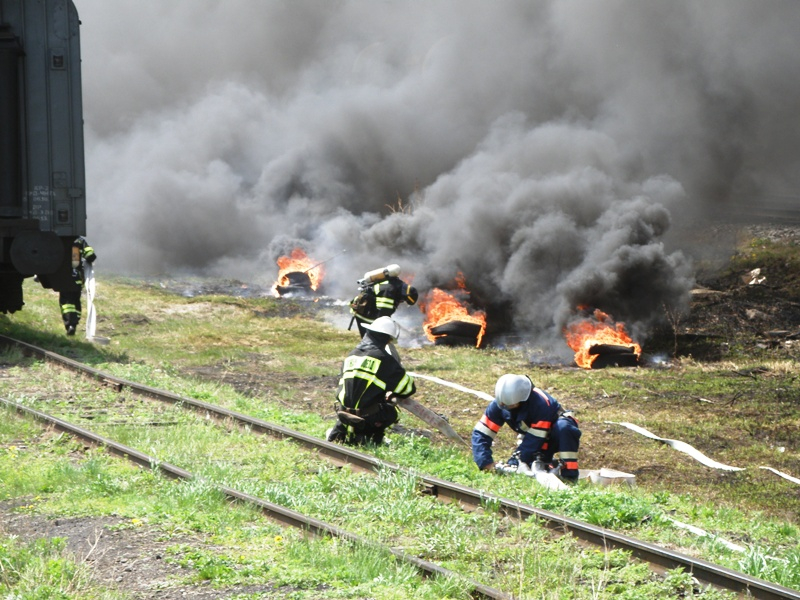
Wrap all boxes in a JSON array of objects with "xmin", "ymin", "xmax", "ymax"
[
  {"xmin": 589, "ymin": 344, "xmax": 638, "ymax": 356},
  {"xmin": 420, "ymin": 279, "xmax": 487, "ymax": 348},
  {"xmin": 434, "ymin": 334, "xmax": 481, "ymax": 347},
  {"xmin": 271, "ymin": 248, "xmax": 325, "ymax": 297},
  {"xmin": 275, "ymin": 271, "xmax": 313, "ymax": 296},
  {"xmin": 564, "ymin": 309, "xmax": 642, "ymax": 369},
  {"xmin": 587, "ymin": 343, "xmax": 640, "ymax": 368},
  {"xmin": 429, "ymin": 320, "xmax": 483, "ymax": 347}
]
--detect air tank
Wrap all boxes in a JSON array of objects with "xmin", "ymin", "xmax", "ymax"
[{"xmin": 361, "ymin": 264, "xmax": 401, "ymax": 284}]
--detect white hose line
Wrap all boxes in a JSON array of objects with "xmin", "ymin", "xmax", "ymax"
[
  {"xmin": 759, "ymin": 466, "xmax": 800, "ymax": 485},
  {"xmin": 409, "ymin": 373, "xmax": 795, "ymax": 551},
  {"xmin": 662, "ymin": 516, "xmax": 747, "ymax": 553},
  {"xmin": 664, "ymin": 515, "xmax": 788, "ymax": 564},
  {"xmin": 84, "ymin": 263, "xmax": 97, "ymax": 340},
  {"xmin": 606, "ymin": 421, "xmax": 744, "ymax": 471},
  {"xmin": 607, "ymin": 421, "xmax": 800, "ymax": 486},
  {"xmin": 408, "ymin": 372, "xmax": 494, "ymax": 402},
  {"xmin": 407, "ymin": 374, "xmax": 799, "ymax": 487}
]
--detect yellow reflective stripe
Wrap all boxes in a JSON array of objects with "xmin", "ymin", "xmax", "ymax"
[
  {"xmin": 554, "ymin": 451, "xmax": 578, "ymax": 460},
  {"xmin": 343, "ymin": 355, "xmax": 381, "ymax": 374},
  {"xmin": 341, "ymin": 370, "xmax": 387, "ymax": 390},
  {"xmin": 61, "ymin": 304, "xmax": 77, "ymax": 313},
  {"xmin": 340, "ymin": 355, "xmax": 388, "ymax": 393},
  {"xmin": 351, "ymin": 309, "xmax": 375, "ymax": 323},
  {"xmin": 392, "ymin": 373, "xmax": 413, "ymax": 396},
  {"xmin": 474, "ymin": 422, "xmax": 497, "ymax": 439},
  {"xmin": 375, "ymin": 297, "xmax": 395, "ymax": 309}
]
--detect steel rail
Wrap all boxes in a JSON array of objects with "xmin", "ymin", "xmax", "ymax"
[
  {"xmin": 3, "ymin": 334, "xmax": 799, "ymax": 600},
  {"xmin": 0, "ymin": 397, "xmax": 510, "ymax": 600}
]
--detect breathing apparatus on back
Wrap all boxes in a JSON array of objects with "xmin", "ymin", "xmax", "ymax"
[{"xmin": 357, "ymin": 264, "xmax": 400, "ymax": 288}]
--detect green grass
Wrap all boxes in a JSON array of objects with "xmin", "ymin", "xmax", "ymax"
[
  {"xmin": 1, "ymin": 272, "xmax": 799, "ymax": 596},
  {"xmin": 0, "ymin": 419, "xmax": 480, "ymax": 599},
  {"xmin": 0, "ymin": 536, "xmax": 127, "ymax": 600},
  {"xmin": 4, "ymin": 399, "xmax": 728, "ymax": 599}
]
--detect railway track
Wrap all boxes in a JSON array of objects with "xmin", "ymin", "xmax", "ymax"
[
  {"xmin": 2, "ymin": 334, "xmax": 799, "ymax": 600},
  {"xmin": 1, "ymin": 400, "xmax": 509, "ymax": 600}
]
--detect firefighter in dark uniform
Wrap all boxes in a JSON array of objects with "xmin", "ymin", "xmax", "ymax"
[
  {"xmin": 350, "ymin": 265, "xmax": 419, "ymax": 337},
  {"xmin": 472, "ymin": 374, "xmax": 581, "ymax": 483},
  {"xmin": 328, "ymin": 316, "xmax": 416, "ymax": 445},
  {"xmin": 59, "ymin": 236, "xmax": 97, "ymax": 336}
]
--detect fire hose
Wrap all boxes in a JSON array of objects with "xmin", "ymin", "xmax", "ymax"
[
  {"xmin": 408, "ymin": 373, "xmax": 799, "ymax": 487},
  {"xmin": 606, "ymin": 421, "xmax": 800, "ymax": 486},
  {"xmin": 404, "ymin": 370, "xmax": 798, "ymax": 561}
]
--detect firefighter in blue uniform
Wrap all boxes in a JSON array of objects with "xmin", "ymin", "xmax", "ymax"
[
  {"xmin": 350, "ymin": 264, "xmax": 418, "ymax": 337},
  {"xmin": 59, "ymin": 236, "xmax": 96, "ymax": 335},
  {"xmin": 328, "ymin": 316, "xmax": 416, "ymax": 445},
  {"xmin": 472, "ymin": 374, "xmax": 581, "ymax": 482}
]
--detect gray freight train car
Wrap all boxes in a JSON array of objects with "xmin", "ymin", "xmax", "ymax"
[{"xmin": 0, "ymin": 0, "xmax": 86, "ymax": 314}]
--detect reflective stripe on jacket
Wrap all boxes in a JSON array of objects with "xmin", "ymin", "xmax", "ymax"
[
  {"xmin": 353, "ymin": 277, "xmax": 414, "ymax": 323},
  {"xmin": 373, "ymin": 282, "xmax": 397, "ymax": 312},
  {"xmin": 373, "ymin": 278, "xmax": 412, "ymax": 316},
  {"xmin": 336, "ymin": 335, "xmax": 415, "ymax": 411}
]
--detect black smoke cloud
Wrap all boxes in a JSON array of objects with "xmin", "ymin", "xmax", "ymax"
[{"xmin": 77, "ymin": 0, "xmax": 800, "ymax": 349}]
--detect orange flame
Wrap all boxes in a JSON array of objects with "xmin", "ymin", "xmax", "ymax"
[
  {"xmin": 564, "ymin": 309, "xmax": 641, "ymax": 369},
  {"xmin": 271, "ymin": 248, "xmax": 324, "ymax": 296},
  {"xmin": 419, "ymin": 273, "xmax": 486, "ymax": 347}
]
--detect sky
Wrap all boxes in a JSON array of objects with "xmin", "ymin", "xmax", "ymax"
[{"xmin": 74, "ymin": 0, "xmax": 800, "ymax": 351}]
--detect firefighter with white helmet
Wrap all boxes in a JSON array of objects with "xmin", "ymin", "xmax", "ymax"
[
  {"xmin": 328, "ymin": 316, "xmax": 416, "ymax": 445},
  {"xmin": 349, "ymin": 264, "xmax": 419, "ymax": 337},
  {"xmin": 472, "ymin": 374, "xmax": 581, "ymax": 482}
]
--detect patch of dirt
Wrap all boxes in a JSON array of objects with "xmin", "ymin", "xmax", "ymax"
[
  {"xmin": 185, "ymin": 359, "xmax": 340, "ymax": 415},
  {"xmin": 646, "ymin": 223, "xmax": 800, "ymax": 360},
  {"xmin": 1, "ymin": 513, "xmax": 170, "ymax": 582},
  {"xmin": 0, "ymin": 502, "xmax": 295, "ymax": 599}
]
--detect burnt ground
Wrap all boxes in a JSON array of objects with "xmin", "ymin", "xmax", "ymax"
[
  {"xmin": 652, "ymin": 223, "xmax": 800, "ymax": 360},
  {"xmin": 3, "ymin": 224, "xmax": 800, "ymax": 599}
]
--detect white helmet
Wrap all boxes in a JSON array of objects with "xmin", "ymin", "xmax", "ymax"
[
  {"xmin": 494, "ymin": 374, "xmax": 532, "ymax": 407},
  {"xmin": 364, "ymin": 316, "xmax": 401, "ymax": 342}
]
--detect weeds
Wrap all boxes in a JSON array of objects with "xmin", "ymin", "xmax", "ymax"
[
  {"xmin": 1, "ymin": 272, "xmax": 799, "ymax": 596},
  {"xmin": 0, "ymin": 536, "xmax": 124, "ymax": 599}
]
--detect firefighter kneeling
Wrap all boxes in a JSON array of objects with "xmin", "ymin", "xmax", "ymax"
[
  {"xmin": 328, "ymin": 316, "xmax": 416, "ymax": 446},
  {"xmin": 472, "ymin": 374, "xmax": 581, "ymax": 483}
]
